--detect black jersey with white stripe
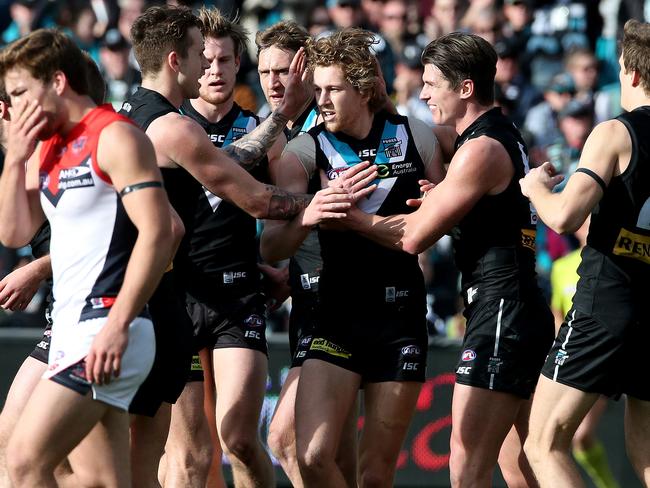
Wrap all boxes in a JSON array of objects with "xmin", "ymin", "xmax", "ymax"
[
  {"xmin": 288, "ymin": 103, "xmax": 323, "ymax": 296},
  {"xmin": 313, "ymin": 111, "xmax": 425, "ymax": 286},
  {"xmin": 574, "ymin": 106, "xmax": 650, "ymax": 311},
  {"xmin": 178, "ymin": 101, "xmax": 267, "ymax": 301},
  {"xmin": 119, "ymin": 87, "xmax": 202, "ymax": 271},
  {"xmin": 453, "ymin": 107, "xmax": 538, "ymax": 301}
]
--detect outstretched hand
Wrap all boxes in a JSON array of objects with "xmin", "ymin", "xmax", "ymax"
[
  {"xmin": 519, "ymin": 161, "xmax": 564, "ymax": 198},
  {"xmin": 278, "ymin": 48, "xmax": 313, "ymax": 121}
]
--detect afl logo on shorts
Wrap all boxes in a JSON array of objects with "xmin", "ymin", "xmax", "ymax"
[
  {"xmin": 461, "ymin": 349, "xmax": 476, "ymax": 362},
  {"xmin": 401, "ymin": 345, "xmax": 421, "ymax": 356}
]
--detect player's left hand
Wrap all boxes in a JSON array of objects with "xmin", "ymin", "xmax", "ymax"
[
  {"xmin": 519, "ymin": 161, "xmax": 564, "ymax": 197},
  {"xmin": 278, "ymin": 48, "xmax": 312, "ymax": 121},
  {"xmin": 86, "ymin": 322, "xmax": 128, "ymax": 385}
]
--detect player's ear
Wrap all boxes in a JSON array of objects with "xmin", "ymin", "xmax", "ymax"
[{"xmin": 459, "ymin": 79, "xmax": 473, "ymax": 100}]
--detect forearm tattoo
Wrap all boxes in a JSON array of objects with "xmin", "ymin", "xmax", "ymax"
[
  {"xmin": 223, "ymin": 110, "xmax": 289, "ymax": 172},
  {"xmin": 267, "ymin": 185, "xmax": 312, "ymax": 220}
]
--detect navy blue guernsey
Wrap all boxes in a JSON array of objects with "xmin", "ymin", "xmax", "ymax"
[
  {"xmin": 313, "ymin": 111, "xmax": 425, "ymax": 289},
  {"xmin": 453, "ymin": 107, "xmax": 539, "ymax": 301},
  {"xmin": 119, "ymin": 88, "xmax": 202, "ymax": 271},
  {"xmin": 573, "ymin": 106, "xmax": 650, "ymax": 319},
  {"xmin": 178, "ymin": 100, "xmax": 268, "ymax": 301}
]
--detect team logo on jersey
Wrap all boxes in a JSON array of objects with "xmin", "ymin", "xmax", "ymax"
[
  {"xmin": 71, "ymin": 136, "xmax": 88, "ymax": 154},
  {"xmin": 521, "ymin": 229, "xmax": 536, "ymax": 252},
  {"xmin": 41, "ymin": 157, "xmax": 95, "ymax": 207},
  {"xmin": 300, "ymin": 273, "xmax": 319, "ymax": 290},
  {"xmin": 613, "ymin": 228, "xmax": 650, "ymax": 264},
  {"xmin": 381, "ymin": 137, "xmax": 402, "ymax": 159},
  {"xmin": 461, "ymin": 349, "xmax": 476, "ymax": 362}
]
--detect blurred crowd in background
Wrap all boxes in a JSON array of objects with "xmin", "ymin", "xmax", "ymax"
[{"xmin": 0, "ymin": 0, "xmax": 645, "ymax": 338}]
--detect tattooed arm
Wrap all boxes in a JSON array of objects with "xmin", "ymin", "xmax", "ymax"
[
  {"xmin": 223, "ymin": 111, "xmax": 290, "ymax": 171},
  {"xmin": 223, "ymin": 47, "xmax": 312, "ymax": 170},
  {"xmin": 148, "ymin": 111, "xmax": 312, "ymax": 220}
]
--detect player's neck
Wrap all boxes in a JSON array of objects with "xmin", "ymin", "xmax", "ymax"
[
  {"xmin": 141, "ymin": 75, "xmax": 184, "ymax": 109},
  {"xmin": 190, "ymin": 96, "xmax": 234, "ymax": 123},
  {"xmin": 342, "ymin": 108, "xmax": 374, "ymax": 139},
  {"xmin": 59, "ymin": 94, "xmax": 97, "ymax": 137},
  {"xmin": 454, "ymin": 103, "xmax": 494, "ymax": 135}
]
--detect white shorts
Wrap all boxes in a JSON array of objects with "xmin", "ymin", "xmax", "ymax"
[{"xmin": 44, "ymin": 316, "xmax": 155, "ymax": 411}]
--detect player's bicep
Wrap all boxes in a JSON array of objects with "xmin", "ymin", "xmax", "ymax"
[{"xmin": 25, "ymin": 145, "xmax": 46, "ymax": 230}]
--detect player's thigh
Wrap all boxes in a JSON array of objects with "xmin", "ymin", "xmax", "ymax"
[
  {"xmin": 295, "ymin": 359, "xmax": 361, "ymax": 459},
  {"xmin": 0, "ymin": 357, "xmax": 47, "ymax": 447},
  {"xmin": 8, "ymin": 379, "xmax": 112, "ymax": 469},
  {"xmin": 528, "ymin": 375, "xmax": 598, "ymax": 448},
  {"xmin": 212, "ymin": 348, "xmax": 268, "ymax": 430},
  {"xmin": 359, "ymin": 381, "xmax": 421, "ymax": 465},
  {"xmin": 451, "ymin": 383, "xmax": 525, "ymax": 457},
  {"xmin": 270, "ymin": 367, "xmax": 301, "ymax": 438}
]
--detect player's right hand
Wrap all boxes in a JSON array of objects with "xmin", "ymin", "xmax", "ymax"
[
  {"xmin": 406, "ymin": 179, "xmax": 436, "ymax": 207},
  {"xmin": 0, "ymin": 261, "xmax": 43, "ymax": 311},
  {"xmin": 6, "ymin": 99, "xmax": 46, "ymax": 165}
]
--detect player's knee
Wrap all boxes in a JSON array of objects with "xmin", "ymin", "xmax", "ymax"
[
  {"xmin": 267, "ymin": 423, "xmax": 294, "ymax": 463},
  {"xmin": 167, "ymin": 436, "xmax": 213, "ymax": 472},
  {"xmin": 220, "ymin": 433, "xmax": 260, "ymax": 465},
  {"xmin": 297, "ymin": 444, "xmax": 332, "ymax": 480},
  {"xmin": 6, "ymin": 441, "xmax": 46, "ymax": 486},
  {"xmin": 358, "ymin": 463, "xmax": 394, "ymax": 488}
]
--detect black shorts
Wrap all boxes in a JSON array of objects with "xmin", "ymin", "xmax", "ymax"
[
  {"xmin": 541, "ymin": 307, "xmax": 650, "ymax": 401},
  {"xmin": 186, "ymin": 292, "xmax": 268, "ymax": 356},
  {"xmin": 304, "ymin": 285, "xmax": 428, "ymax": 383},
  {"xmin": 456, "ymin": 295, "xmax": 554, "ymax": 398},
  {"xmin": 130, "ymin": 272, "xmax": 194, "ymax": 417},
  {"xmin": 29, "ymin": 311, "xmax": 53, "ymax": 364},
  {"xmin": 289, "ymin": 293, "xmax": 319, "ymax": 368}
]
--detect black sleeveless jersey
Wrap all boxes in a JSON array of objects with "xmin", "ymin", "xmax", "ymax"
[
  {"xmin": 453, "ymin": 107, "xmax": 538, "ymax": 300},
  {"xmin": 574, "ymin": 106, "xmax": 650, "ymax": 313},
  {"xmin": 178, "ymin": 101, "xmax": 267, "ymax": 301},
  {"xmin": 119, "ymin": 87, "xmax": 202, "ymax": 272},
  {"xmin": 288, "ymin": 102, "xmax": 323, "ymax": 297},
  {"xmin": 312, "ymin": 111, "xmax": 425, "ymax": 289}
]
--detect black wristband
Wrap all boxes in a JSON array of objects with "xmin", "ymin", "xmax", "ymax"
[{"xmin": 119, "ymin": 181, "xmax": 163, "ymax": 197}]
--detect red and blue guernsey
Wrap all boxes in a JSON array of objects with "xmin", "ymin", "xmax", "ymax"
[{"xmin": 39, "ymin": 105, "xmax": 145, "ymax": 329}]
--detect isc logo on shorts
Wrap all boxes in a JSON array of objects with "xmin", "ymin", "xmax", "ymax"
[{"xmin": 456, "ymin": 366, "xmax": 472, "ymax": 375}]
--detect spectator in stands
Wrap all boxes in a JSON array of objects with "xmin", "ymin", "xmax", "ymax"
[
  {"xmin": 424, "ymin": 0, "xmax": 467, "ymax": 40},
  {"xmin": 494, "ymin": 37, "xmax": 540, "ymax": 127},
  {"xmin": 394, "ymin": 42, "xmax": 434, "ymax": 127},
  {"xmin": 99, "ymin": 27, "xmax": 141, "ymax": 108},
  {"xmin": 547, "ymin": 99, "xmax": 594, "ymax": 179},
  {"xmin": 524, "ymin": 72, "xmax": 575, "ymax": 153}
]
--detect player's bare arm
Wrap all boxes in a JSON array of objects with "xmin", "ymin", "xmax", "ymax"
[
  {"xmin": 520, "ymin": 120, "xmax": 630, "ymax": 234},
  {"xmin": 0, "ymin": 100, "xmax": 46, "ymax": 247},
  {"xmin": 346, "ymin": 136, "xmax": 513, "ymax": 254},
  {"xmin": 86, "ymin": 121, "xmax": 173, "ymax": 385},
  {"xmin": 147, "ymin": 113, "xmax": 312, "ymax": 219},
  {"xmin": 223, "ymin": 48, "xmax": 311, "ymax": 170}
]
